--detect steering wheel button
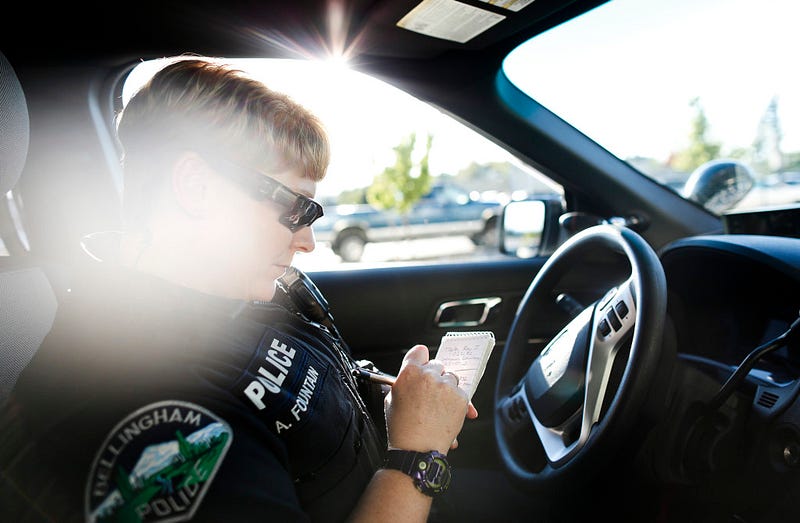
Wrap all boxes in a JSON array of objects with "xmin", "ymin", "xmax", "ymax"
[
  {"xmin": 599, "ymin": 287, "xmax": 617, "ymax": 309},
  {"xmin": 607, "ymin": 310, "xmax": 622, "ymax": 331},
  {"xmin": 615, "ymin": 301, "xmax": 629, "ymax": 319},
  {"xmin": 598, "ymin": 318, "xmax": 612, "ymax": 337}
]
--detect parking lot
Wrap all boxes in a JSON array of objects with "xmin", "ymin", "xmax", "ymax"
[{"xmin": 294, "ymin": 235, "xmax": 506, "ymax": 271}]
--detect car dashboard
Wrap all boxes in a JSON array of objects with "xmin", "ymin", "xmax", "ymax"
[
  {"xmin": 661, "ymin": 234, "xmax": 800, "ymax": 386},
  {"xmin": 646, "ymin": 232, "xmax": 800, "ymax": 519}
]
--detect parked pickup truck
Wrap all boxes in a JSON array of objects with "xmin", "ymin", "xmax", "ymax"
[{"xmin": 312, "ymin": 184, "xmax": 502, "ymax": 262}]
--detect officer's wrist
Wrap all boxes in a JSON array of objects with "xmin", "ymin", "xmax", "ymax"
[
  {"xmin": 382, "ymin": 449, "xmax": 452, "ymax": 497},
  {"xmin": 387, "ymin": 444, "xmax": 449, "ymax": 455}
]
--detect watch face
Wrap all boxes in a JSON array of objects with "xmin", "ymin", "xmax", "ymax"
[{"xmin": 415, "ymin": 453, "xmax": 451, "ymax": 495}]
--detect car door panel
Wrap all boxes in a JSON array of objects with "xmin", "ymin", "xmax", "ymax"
[
  {"xmin": 310, "ymin": 259, "xmax": 544, "ymax": 358},
  {"xmin": 308, "ymin": 257, "xmax": 549, "ymax": 467}
]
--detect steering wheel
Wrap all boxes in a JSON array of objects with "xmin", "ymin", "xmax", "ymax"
[{"xmin": 494, "ymin": 224, "xmax": 668, "ymax": 493}]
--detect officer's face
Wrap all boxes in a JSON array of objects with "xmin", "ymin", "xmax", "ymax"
[{"xmin": 207, "ymin": 166, "xmax": 318, "ymax": 302}]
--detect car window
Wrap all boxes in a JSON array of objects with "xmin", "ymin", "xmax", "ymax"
[
  {"xmin": 123, "ymin": 58, "xmax": 562, "ymax": 269},
  {"xmin": 503, "ymin": 0, "xmax": 800, "ymax": 216}
]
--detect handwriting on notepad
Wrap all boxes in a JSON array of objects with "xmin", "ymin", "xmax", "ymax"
[{"xmin": 435, "ymin": 331, "xmax": 495, "ymax": 400}]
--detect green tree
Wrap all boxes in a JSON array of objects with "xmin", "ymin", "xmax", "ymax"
[
  {"xmin": 670, "ymin": 97, "xmax": 721, "ymax": 172},
  {"xmin": 366, "ymin": 133, "xmax": 432, "ymax": 214},
  {"xmin": 337, "ymin": 187, "xmax": 367, "ymax": 204},
  {"xmin": 115, "ymin": 465, "xmax": 134, "ymax": 501},
  {"xmin": 176, "ymin": 430, "xmax": 194, "ymax": 459},
  {"xmin": 783, "ymin": 151, "xmax": 800, "ymax": 172},
  {"xmin": 752, "ymin": 95, "xmax": 783, "ymax": 176}
]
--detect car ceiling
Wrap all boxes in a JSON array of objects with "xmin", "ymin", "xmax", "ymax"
[{"xmin": 4, "ymin": 1, "xmax": 607, "ymax": 66}]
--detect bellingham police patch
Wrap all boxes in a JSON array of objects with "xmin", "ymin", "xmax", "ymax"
[{"xmin": 85, "ymin": 400, "xmax": 232, "ymax": 523}]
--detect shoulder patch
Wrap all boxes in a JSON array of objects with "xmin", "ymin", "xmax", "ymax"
[
  {"xmin": 237, "ymin": 329, "xmax": 330, "ymax": 436},
  {"xmin": 85, "ymin": 400, "xmax": 232, "ymax": 522}
]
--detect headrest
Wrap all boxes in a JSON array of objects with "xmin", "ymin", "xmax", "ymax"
[{"xmin": 0, "ymin": 51, "xmax": 30, "ymax": 195}]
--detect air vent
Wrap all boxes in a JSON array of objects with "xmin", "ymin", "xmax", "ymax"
[{"xmin": 757, "ymin": 390, "xmax": 780, "ymax": 409}]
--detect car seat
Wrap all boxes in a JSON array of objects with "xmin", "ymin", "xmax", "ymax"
[{"xmin": 0, "ymin": 50, "xmax": 58, "ymax": 404}]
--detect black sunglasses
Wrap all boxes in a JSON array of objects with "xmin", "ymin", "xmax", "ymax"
[{"xmin": 209, "ymin": 156, "xmax": 324, "ymax": 232}]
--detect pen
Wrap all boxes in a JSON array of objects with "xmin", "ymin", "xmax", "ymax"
[{"xmin": 352, "ymin": 367, "xmax": 397, "ymax": 386}]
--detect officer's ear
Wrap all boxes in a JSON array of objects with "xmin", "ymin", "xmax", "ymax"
[{"xmin": 171, "ymin": 151, "xmax": 213, "ymax": 218}]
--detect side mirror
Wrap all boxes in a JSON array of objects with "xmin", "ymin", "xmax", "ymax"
[
  {"xmin": 682, "ymin": 159, "xmax": 755, "ymax": 214},
  {"xmin": 500, "ymin": 196, "xmax": 564, "ymax": 258}
]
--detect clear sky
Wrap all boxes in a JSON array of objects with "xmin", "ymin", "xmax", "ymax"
[{"xmin": 503, "ymin": 0, "xmax": 800, "ymax": 162}]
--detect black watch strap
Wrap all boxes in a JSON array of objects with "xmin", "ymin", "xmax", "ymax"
[
  {"xmin": 385, "ymin": 449, "xmax": 423, "ymax": 471},
  {"xmin": 384, "ymin": 449, "xmax": 451, "ymax": 497}
]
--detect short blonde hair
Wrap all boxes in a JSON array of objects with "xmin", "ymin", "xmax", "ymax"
[{"xmin": 116, "ymin": 58, "xmax": 329, "ymax": 225}]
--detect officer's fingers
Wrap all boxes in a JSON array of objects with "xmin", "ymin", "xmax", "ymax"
[
  {"xmin": 401, "ymin": 345, "xmax": 430, "ymax": 368},
  {"xmin": 423, "ymin": 358, "xmax": 445, "ymax": 376},
  {"xmin": 466, "ymin": 402, "xmax": 479, "ymax": 420},
  {"xmin": 450, "ymin": 437, "xmax": 459, "ymax": 450}
]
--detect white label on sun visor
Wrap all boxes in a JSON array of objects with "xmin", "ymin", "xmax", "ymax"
[
  {"xmin": 397, "ymin": 0, "xmax": 506, "ymax": 44},
  {"xmin": 476, "ymin": 0, "xmax": 536, "ymax": 13}
]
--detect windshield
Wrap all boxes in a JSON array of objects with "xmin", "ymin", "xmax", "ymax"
[{"xmin": 503, "ymin": 0, "xmax": 800, "ymax": 216}]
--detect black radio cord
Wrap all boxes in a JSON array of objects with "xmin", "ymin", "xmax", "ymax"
[{"xmin": 706, "ymin": 313, "xmax": 800, "ymax": 411}]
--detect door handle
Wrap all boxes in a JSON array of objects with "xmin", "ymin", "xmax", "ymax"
[{"xmin": 434, "ymin": 296, "xmax": 502, "ymax": 328}]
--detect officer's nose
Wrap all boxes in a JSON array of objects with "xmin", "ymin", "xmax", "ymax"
[{"xmin": 292, "ymin": 226, "xmax": 316, "ymax": 254}]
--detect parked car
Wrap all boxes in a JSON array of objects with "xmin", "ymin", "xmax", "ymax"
[
  {"xmin": 313, "ymin": 184, "xmax": 503, "ymax": 262},
  {"xmin": 734, "ymin": 170, "xmax": 800, "ymax": 210},
  {"xmin": 2, "ymin": 0, "xmax": 800, "ymax": 521}
]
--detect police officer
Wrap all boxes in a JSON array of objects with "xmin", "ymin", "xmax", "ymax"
[{"xmin": 1, "ymin": 58, "xmax": 476, "ymax": 522}]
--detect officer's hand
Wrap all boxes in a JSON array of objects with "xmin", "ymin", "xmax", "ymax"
[
  {"xmin": 384, "ymin": 345, "xmax": 473, "ymax": 455},
  {"xmin": 450, "ymin": 400, "xmax": 478, "ymax": 450}
]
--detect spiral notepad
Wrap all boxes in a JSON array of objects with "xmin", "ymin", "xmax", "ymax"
[{"xmin": 434, "ymin": 331, "xmax": 495, "ymax": 400}]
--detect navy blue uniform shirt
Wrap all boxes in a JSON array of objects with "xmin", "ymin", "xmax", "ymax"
[{"xmin": 0, "ymin": 257, "xmax": 384, "ymax": 522}]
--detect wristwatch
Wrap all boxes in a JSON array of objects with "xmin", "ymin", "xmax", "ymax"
[{"xmin": 383, "ymin": 449, "xmax": 451, "ymax": 497}]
